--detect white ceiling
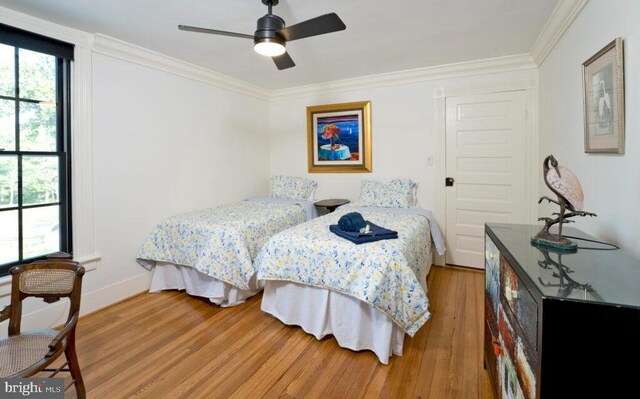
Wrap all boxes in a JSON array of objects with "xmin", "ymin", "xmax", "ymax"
[{"xmin": 0, "ymin": 0, "xmax": 558, "ymax": 90}]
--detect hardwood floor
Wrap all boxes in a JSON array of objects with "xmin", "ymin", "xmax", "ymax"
[{"xmin": 59, "ymin": 266, "xmax": 494, "ymax": 398}]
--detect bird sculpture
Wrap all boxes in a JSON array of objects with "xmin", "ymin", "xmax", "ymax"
[{"xmin": 532, "ymin": 155, "xmax": 596, "ymax": 250}]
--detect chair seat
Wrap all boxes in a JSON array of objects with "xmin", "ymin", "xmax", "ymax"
[{"xmin": 0, "ymin": 329, "xmax": 58, "ymax": 377}]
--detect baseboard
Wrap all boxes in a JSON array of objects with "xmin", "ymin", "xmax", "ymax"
[
  {"xmin": 79, "ymin": 272, "xmax": 152, "ymax": 316},
  {"xmin": 5, "ymin": 272, "xmax": 152, "ymax": 332},
  {"xmin": 77, "ymin": 289, "xmax": 149, "ymax": 321},
  {"xmin": 438, "ymin": 264, "xmax": 485, "ymax": 273}
]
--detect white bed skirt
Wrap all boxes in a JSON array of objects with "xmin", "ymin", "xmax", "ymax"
[
  {"xmin": 150, "ymin": 262, "xmax": 264, "ymax": 307},
  {"xmin": 261, "ymin": 281, "xmax": 406, "ymax": 364}
]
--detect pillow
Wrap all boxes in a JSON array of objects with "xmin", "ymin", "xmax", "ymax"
[
  {"xmin": 359, "ymin": 179, "xmax": 416, "ymax": 208},
  {"xmin": 271, "ymin": 175, "xmax": 318, "ymax": 201},
  {"xmin": 306, "ymin": 184, "xmax": 317, "ymax": 201}
]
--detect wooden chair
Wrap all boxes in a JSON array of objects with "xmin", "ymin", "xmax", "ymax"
[{"xmin": 0, "ymin": 254, "xmax": 86, "ymax": 398}]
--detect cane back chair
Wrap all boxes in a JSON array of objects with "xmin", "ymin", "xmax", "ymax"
[{"xmin": 0, "ymin": 254, "xmax": 86, "ymax": 398}]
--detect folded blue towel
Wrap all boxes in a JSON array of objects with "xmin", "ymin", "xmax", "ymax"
[
  {"xmin": 329, "ymin": 222, "xmax": 398, "ymax": 244},
  {"xmin": 338, "ymin": 212, "xmax": 367, "ymax": 232}
]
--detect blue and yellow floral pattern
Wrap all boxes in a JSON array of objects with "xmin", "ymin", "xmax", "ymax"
[
  {"xmin": 271, "ymin": 175, "xmax": 317, "ymax": 200},
  {"xmin": 358, "ymin": 179, "xmax": 416, "ymax": 208},
  {"xmin": 137, "ymin": 201, "xmax": 306, "ymax": 289},
  {"xmin": 256, "ymin": 208, "xmax": 432, "ymax": 335}
]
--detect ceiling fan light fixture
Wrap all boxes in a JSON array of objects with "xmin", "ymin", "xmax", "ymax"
[
  {"xmin": 179, "ymin": 0, "xmax": 346, "ymax": 70},
  {"xmin": 254, "ymin": 38, "xmax": 286, "ymax": 56}
]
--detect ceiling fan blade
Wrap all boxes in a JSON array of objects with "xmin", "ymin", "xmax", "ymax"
[
  {"xmin": 278, "ymin": 13, "xmax": 346, "ymax": 42},
  {"xmin": 178, "ymin": 25, "xmax": 254, "ymax": 39},
  {"xmin": 273, "ymin": 51, "xmax": 295, "ymax": 70}
]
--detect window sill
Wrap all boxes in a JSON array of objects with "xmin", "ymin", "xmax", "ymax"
[{"xmin": 0, "ymin": 254, "xmax": 100, "ymax": 298}]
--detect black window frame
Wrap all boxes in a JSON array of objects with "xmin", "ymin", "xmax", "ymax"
[{"xmin": 0, "ymin": 24, "xmax": 74, "ymax": 276}]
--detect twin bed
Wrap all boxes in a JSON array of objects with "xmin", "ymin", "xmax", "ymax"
[
  {"xmin": 137, "ymin": 177, "xmax": 444, "ymax": 363},
  {"xmin": 137, "ymin": 196, "xmax": 316, "ymax": 306}
]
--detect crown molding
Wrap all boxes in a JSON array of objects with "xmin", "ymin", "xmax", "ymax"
[
  {"xmin": 0, "ymin": 7, "xmax": 269, "ymax": 100},
  {"xmin": 0, "ymin": 5, "xmax": 93, "ymax": 48},
  {"xmin": 92, "ymin": 34, "xmax": 270, "ymax": 100},
  {"xmin": 271, "ymin": 54, "xmax": 536, "ymax": 101},
  {"xmin": 2, "ymin": 1, "xmax": 586, "ymax": 102},
  {"xmin": 530, "ymin": 0, "xmax": 589, "ymax": 65}
]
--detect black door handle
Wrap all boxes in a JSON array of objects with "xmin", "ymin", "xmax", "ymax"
[{"xmin": 445, "ymin": 177, "xmax": 454, "ymax": 187}]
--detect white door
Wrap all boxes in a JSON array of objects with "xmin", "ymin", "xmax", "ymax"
[{"xmin": 445, "ymin": 91, "xmax": 527, "ymax": 268}]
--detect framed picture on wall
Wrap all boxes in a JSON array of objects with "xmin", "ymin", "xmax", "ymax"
[
  {"xmin": 582, "ymin": 37, "xmax": 625, "ymax": 154},
  {"xmin": 307, "ymin": 101, "xmax": 372, "ymax": 173}
]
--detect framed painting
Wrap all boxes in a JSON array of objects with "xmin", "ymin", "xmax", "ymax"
[
  {"xmin": 583, "ymin": 38, "xmax": 625, "ymax": 154},
  {"xmin": 307, "ymin": 101, "xmax": 372, "ymax": 173}
]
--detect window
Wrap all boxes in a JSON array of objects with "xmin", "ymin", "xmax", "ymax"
[{"xmin": 0, "ymin": 24, "xmax": 74, "ymax": 275}]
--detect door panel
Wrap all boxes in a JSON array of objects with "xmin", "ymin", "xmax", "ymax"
[{"xmin": 445, "ymin": 91, "xmax": 527, "ymax": 268}]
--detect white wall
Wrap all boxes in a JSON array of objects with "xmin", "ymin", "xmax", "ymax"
[
  {"xmin": 538, "ymin": 0, "xmax": 640, "ymax": 257},
  {"xmin": 88, "ymin": 54, "xmax": 270, "ymax": 307},
  {"xmin": 13, "ymin": 0, "xmax": 628, "ymax": 332},
  {"xmin": 0, "ymin": 15, "xmax": 270, "ymax": 331},
  {"xmin": 270, "ymin": 69, "xmax": 536, "ymax": 213}
]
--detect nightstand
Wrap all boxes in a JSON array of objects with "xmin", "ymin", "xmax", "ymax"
[{"xmin": 314, "ymin": 199, "xmax": 350, "ymax": 213}]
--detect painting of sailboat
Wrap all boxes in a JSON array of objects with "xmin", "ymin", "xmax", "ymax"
[
  {"xmin": 307, "ymin": 101, "xmax": 372, "ymax": 173},
  {"xmin": 316, "ymin": 114, "xmax": 360, "ymax": 161}
]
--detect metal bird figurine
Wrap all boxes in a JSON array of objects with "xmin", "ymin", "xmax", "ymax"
[{"xmin": 532, "ymin": 155, "xmax": 596, "ymax": 251}]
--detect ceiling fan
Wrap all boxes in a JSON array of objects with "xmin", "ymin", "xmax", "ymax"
[{"xmin": 178, "ymin": 0, "xmax": 346, "ymax": 70}]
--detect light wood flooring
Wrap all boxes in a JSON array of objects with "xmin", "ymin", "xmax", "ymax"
[{"xmin": 61, "ymin": 266, "xmax": 493, "ymax": 398}]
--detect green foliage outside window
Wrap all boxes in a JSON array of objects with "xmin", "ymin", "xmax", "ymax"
[{"xmin": 1, "ymin": 46, "xmax": 58, "ymax": 208}]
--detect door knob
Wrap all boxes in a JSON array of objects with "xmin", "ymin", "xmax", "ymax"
[{"xmin": 445, "ymin": 177, "xmax": 455, "ymax": 187}]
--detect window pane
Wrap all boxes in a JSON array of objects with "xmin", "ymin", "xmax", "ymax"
[
  {"xmin": 19, "ymin": 101, "xmax": 56, "ymax": 151},
  {"xmin": 22, "ymin": 156, "xmax": 59, "ymax": 206},
  {"xmin": 18, "ymin": 48, "xmax": 55, "ymax": 102},
  {"xmin": 23, "ymin": 205, "xmax": 60, "ymax": 259},
  {"xmin": 0, "ymin": 155, "xmax": 18, "ymax": 208},
  {"xmin": 0, "ymin": 44, "xmax": 15, "ymax": 97},
  {"xmin": 0, "ymin": 210, "xmax": 19, "ymax": 264},
  {"xmin": 0, "ymin": 99, "xmax": 16, "ymax": 151}
]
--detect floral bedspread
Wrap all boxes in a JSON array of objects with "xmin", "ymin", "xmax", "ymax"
[
  {"xmin": 256, "ymin": 208, "xmax": 433, "ymax": 336},
  {"xmin": 137, "ymin": 201, "xmax": 306, "ymax": 289}
]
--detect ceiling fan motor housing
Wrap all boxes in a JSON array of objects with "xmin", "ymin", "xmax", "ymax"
[
  {"xmin": 254, "ymin": 14, "xmax": 286, "ymax": 46},
  {"xmin": 178, "ymin": 0, "xmax": 345, "ymax": 70}
]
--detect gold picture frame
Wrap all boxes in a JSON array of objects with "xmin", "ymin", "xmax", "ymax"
[
  {"xmin": 307, "ymin": 101, "xmax": 372, "ymax": 173},
  {"xmin": 582, "ymin": 38, "xmax": 625, "ymax": 154}
]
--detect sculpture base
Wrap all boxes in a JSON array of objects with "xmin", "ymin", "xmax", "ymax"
[{"xmin": 531, "ymin": 229, "xmax": 577, "ymax": 252}]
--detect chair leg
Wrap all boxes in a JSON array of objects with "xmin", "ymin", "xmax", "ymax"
[{"xmin": 65, "ymin": 331, "xmax": 86, "ymax": 399}]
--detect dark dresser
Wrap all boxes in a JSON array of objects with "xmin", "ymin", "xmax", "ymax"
[{"xmin": 484, "ymin": 223, "xmax": 640, "ymax": 399}]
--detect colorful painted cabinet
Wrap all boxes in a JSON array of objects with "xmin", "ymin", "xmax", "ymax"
[
  {"xmin": 485, "ymin": 232, "xmax": 536, "ymax": 399},
  {"xmin": 484, "ymin": 223, "xmax": 640, "ymax": 398}
]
